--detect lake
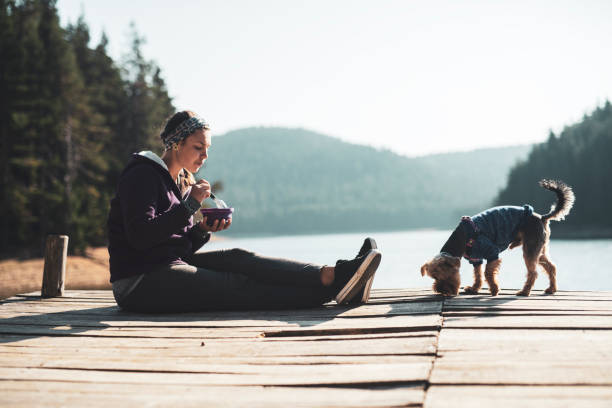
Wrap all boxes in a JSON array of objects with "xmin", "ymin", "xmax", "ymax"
[{"xmin": 202, "ymin": 230, "xmax": 612, "ymax": 291}]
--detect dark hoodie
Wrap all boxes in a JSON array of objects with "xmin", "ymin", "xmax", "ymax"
[
  {"xmin": 107, "ymin": 153, "xmax": 210, "ymax": 282},
  {"xmin": 440, "ymin": 205, "xmax": 534, "ymax": 266},
  {"xmin": 462, "ymin": 205, "xmax": 534, "ymax": 265}
]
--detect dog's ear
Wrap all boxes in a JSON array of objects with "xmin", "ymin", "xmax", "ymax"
[{"xmin": 420, "ymin": 263, "xmax": 428, "ymax": 277}]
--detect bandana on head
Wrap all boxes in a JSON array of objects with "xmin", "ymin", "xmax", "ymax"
[{"xmin": 162, "ymin": 115, "xmax": 210, "ymax": 150}]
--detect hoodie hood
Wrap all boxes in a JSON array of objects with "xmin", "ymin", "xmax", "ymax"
[
  {"xmin": 119, "ymin": 151, "xmax": 183, "ymax": 198},
  {"xmin": 137, "ymin": 150, "xmax": 168, "ymax": 171},
  {"xmin": 121, "ymin": 151, "xmax": 169, "ymax": 177}
]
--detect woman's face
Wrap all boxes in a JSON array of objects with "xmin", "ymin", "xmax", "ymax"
[{"xmin": 178, "ymin": 128, "xmax": 211, "ymax": 173}]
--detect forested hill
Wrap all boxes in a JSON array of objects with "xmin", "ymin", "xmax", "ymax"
[
  {"xmin": 495, "ymin": 101, "xmax": 612, "ymax": 238},
  {"xmin": 197, "ymin": 128, "xmax": 530, "ymax": 234}
]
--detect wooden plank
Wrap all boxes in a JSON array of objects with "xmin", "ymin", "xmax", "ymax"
[
  {"xmin": 0, "ymin": 304, "xmax": 118, "ymax": 314},
  {"xmin": 11, "ymin": 288, "xmax": 438, "ymax": 302},
  {"xmin": 452, "ymin": 289, "xmax": 612, "ymax": 296},
  {"xmin": 430, "ymin": 329, "xmax": 612, "ymax": 385},
  {"xmin": 0, "ymin": 381, "xmax": 425, "ymax": 408},
  {"xmin": 445, "ymin": 300, "xmax": 612, "ymax": 310},
  {"xmin": 0, "ymin": 315, "xmax": 442, "ymax": 338},
  {"xmin": 425, "ymin": 386, "xmax": 612, "ymax": 408},
  {"xmin": 0, "ymin": 362, "xmax": 432, "ymax": 386},
  {"xmin": 0, "ymin": 331, "xmax": 438, "ymax": 348},
  {"xmin": 435, "ymin": 329, "xmax": 612, "ymax": 359},
  {"xmin": 261, "ymin": 315, "xmax": 440, "ymax": 337},
  {"xmin": 0, "ymin": 335, "xmax": 438, "ymax": 358},
  {"xmin": 0, "ymin": 325, "xmax": 266, "ymax": 339},
  {"xmin": 369, "ymin": 288, "xmax": 439, "ymax": 298},
  {"xmin": 0, "ymin": 301, "xmax": 442, "ymax": 322},
  {"xmin": 431, "ymin": 361, "xmax": 612, "ymax": 385},
  {"xmin": 16, "ymin": 290, "xmax": 117, "ymax": 299},
  {"xmin": 442, "ymin": 314, "xmax": 612, "ymax": 329},
  {"xmin": 445, "ymin": 299, "xmax": 612, "ymax": 310},
  {"xmin": 444, "ymin": 310, "xmax": 612, "ymax": 317},
  {"xmin": 0, "ymin": 353, "xmax": 430, "ymax": 369},
  {"xmin": 0, "ymin": 314, "xmax": 299, "ymax": 328},
  {"xmin": 444, "ymin": 292, "xmax": 612, "ymax": 306}
]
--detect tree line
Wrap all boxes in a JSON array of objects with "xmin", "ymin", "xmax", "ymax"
[
  {"xmin": 0, "ymin": 0, "xmax": 174, "ymax": 257},
  {"xmin": 495, "ymin": 100, "xmax": 612, "ymax": 237}
]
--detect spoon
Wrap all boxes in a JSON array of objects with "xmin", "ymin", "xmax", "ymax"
[
  {"xmin": 193, "ymin": 175, "xmax": 228, "ymax": 208},
  {"xmin": 209, "ymin": 193, "xmax": 228, "ymax": 209}
]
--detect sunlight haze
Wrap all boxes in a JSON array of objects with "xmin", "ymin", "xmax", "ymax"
[{"xmin": 58, "ymin": 0, "xmax": 612, "ymax": 156}]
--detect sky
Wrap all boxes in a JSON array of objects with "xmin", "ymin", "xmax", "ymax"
[{"xmin": 57, "ymin": 0, "xmax": 612, "ymax": 156}]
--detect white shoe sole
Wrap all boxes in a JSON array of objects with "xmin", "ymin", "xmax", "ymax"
[
  {"xmin": 360, "ymin": 274, "xmax": 375, "ymax": 303},
  {"xmin": 335, "ymin": 250, "xmax": 381, "ymax": 304},
  {"xmin": 359, "ymin": 238, "xmax": 378, "ymax": 303}
]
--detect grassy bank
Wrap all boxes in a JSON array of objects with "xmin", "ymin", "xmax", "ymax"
[{"xmin": 0, "ymin": 247, "xmax": 111, "ymax": 301}]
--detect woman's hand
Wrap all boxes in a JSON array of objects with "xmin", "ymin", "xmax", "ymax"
[
  {"xmin": 189, "ymin": 179, "xmax": 211, "ymax": 203},
  {"xmin": 198, "ymin": 217, "xmax": 232, "ymax": 233}
]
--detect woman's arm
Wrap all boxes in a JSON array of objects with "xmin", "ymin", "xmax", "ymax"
[
  {"xmin": 188, "ymin": 227, "xmax": 212, "ymax": 252},
  {"xmin": 119, "ymin": 165, "xmax": 192, "ymax": 250},
  {"xmin": 188, "ymin": 217, "xmax": 232, "ymax": 253}
]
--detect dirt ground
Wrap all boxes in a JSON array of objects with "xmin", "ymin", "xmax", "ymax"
[
  {"xmin": 0, "ymin": 235, "xmax": 228, "ymax": 300},
  {"xmin": 0, "ymin": 247, "xmax": 111, "ymax": 300}
]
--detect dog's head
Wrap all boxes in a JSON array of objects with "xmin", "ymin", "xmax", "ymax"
[{"xmin": 420, "ymin": 253, "xmax": 461, "ymax": 296}]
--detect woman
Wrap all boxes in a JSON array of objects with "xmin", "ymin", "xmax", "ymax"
[{"xmin": 107, "ymin": 110, "xmax": 381, "ymax": 313}]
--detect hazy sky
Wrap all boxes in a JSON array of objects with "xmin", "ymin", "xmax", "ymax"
[{"xmin": 57, "ymin": 0, "xmax": 612, "ymax": 156}]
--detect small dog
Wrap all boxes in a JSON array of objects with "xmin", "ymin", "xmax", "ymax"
[{"xmin": 420, "ymin": 179, "xmax": 575, "ymax": 297}]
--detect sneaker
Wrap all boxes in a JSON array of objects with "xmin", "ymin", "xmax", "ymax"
[
  {"xmin": 357, "ymin": 237, "xmax": 377, "ymax": 258},
  {"xmin": 335, "ymin": 249, "xmax": 382, "ymax": 304},
  {"xmin": 350, "ymin": 238, "xmax": 378, "ymax": 303}
]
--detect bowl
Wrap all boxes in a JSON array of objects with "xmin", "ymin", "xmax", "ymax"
[{"xmin": 199, "ymin": 207, "xmax": 234, "ymax": 226}]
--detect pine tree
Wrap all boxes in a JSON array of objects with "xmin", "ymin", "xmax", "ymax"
[
  {"xmin": 0, "ymin": 0, "xmax": 20, "ymax": 253},
  {"xmin": 120, "ymin": 23, "xmax": 173, "ymax": 157},
  {"xmin": 2, "ymin": 0, "xmax": 57, "ymax": 256}
]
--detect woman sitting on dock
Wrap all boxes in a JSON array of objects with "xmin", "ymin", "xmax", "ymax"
[{"xmin": 107, "ymin": 110, "xmax": 381, "ymax": 313}]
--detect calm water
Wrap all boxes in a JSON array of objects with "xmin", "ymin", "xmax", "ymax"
[{"xmin": 202, "ymin": 230, "xmax": 612, "ymax": 291}]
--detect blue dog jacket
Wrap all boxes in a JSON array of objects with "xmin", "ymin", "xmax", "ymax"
[{"xmin": 460, "ymin": 205, "xmax": 534, "ymax": 265}]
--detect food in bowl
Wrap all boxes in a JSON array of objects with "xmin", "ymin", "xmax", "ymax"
[{"xmin": 199, "ymin": 208, "xmax": 234, "ymax": 226}]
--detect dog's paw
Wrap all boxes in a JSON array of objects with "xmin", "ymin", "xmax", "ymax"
[
  {"xmin": 463, "ymin": 286, "xmax": 480, "ymax": 295},
  {"xmin": 489, "ymin": 287, "xmax": 499, "ymax": 296},
  {"xmin": 544, "ymin": 287, "xmax": 556, "ymax": 295},
  {"xmin": 516, "ymin": 289, "xmax": 530, "ymax": 296}
]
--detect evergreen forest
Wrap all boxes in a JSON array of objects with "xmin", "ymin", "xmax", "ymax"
[
  {"xmin": 0, "ymin": 0, "xmax": 173, "ymax": 257},
  {"xmin": 495, "ymin": 101, "xmax": 612, "ymax": 237}
]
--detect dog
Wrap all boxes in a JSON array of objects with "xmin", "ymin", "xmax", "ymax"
[{"xmin": 420, "ymin": 179, "xmax": 575, "ymax": 297}]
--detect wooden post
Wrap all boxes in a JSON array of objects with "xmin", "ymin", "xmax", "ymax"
[{"xmin": 41, "ymin": 235, "xmax": 68, "ymax": 298}]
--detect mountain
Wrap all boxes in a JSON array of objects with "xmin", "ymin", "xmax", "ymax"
[{"xmin": 196, "ymin": 127, "xmax": 531, "ymax": 234}]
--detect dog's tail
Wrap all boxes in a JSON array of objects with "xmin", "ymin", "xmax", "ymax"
[{"xmin": 539, "ymin": 179, "xmax": 575, "ymax": 222}]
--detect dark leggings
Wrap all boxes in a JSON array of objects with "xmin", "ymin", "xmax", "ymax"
[{"xmin": 117, "ymin": 248, "xmax": 335, "ymax": 313}]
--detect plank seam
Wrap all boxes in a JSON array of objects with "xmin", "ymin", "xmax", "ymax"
[
  {"xmin": 260, "ymin": 325, "xmax": 441, "ymax": 338},
  {"xmin": 427, "ymin": 382, "xmax": 612, "ymax": 387},
  {"xmin": 0, "ymin": 375, "xmax": 430, "ymax": 390},
  {"xmin": 434, "ymin": 326, "xmax": 612, "ymax": 330},
  {"xmin": 422, "ymin": 299, "xmax": 445, "ymax": 396}
]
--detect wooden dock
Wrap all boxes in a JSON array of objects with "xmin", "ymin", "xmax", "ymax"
[{"xmin": 1, "ymin": 288, "xmax": 611, "ymax": 407}]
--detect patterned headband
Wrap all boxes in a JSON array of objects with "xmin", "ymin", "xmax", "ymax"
[{"xmin": 162, "ymin": 116, "xmax": 210, "ymax": 150}]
